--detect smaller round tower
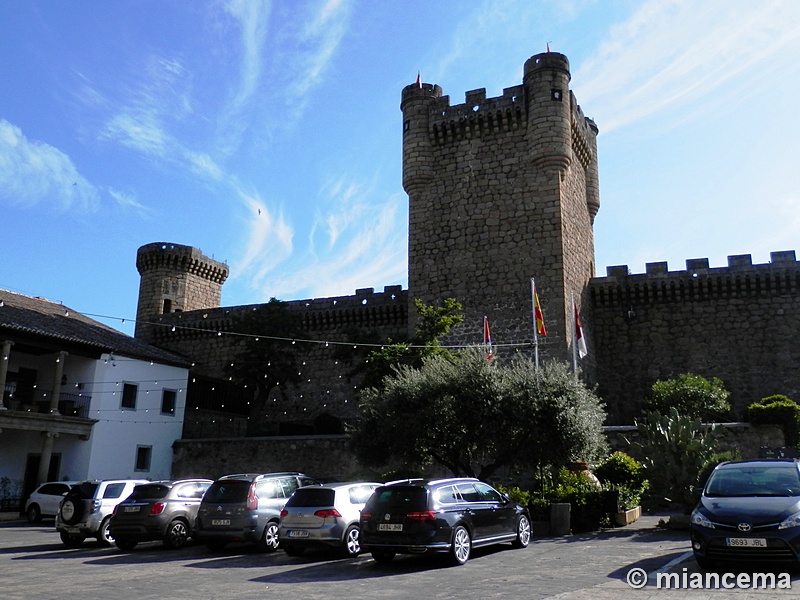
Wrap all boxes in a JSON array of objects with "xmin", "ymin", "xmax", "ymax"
[{"xmin": 134, "ymin": 242, "xmax": 229, "ymax": 343}]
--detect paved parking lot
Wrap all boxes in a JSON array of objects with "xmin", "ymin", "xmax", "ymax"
[{"xmin": 1, "ymin": 514, "xmax": 799, "ymax": 599}]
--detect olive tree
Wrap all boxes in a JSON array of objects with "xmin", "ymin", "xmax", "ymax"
[{"xmin": 350, "ymin": 349, "xmax": 608, "ymax": 480}]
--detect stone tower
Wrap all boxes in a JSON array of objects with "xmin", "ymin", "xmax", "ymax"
[
  {"xmin": 134, "ymin": 242, "xmax": 229, "ymax": 344},
  {"xmin": 402, "ymin": 52, "xmax": 599, "ymax": 365}
]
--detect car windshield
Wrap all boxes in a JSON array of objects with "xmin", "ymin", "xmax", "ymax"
[
  {"xmin": 285, "ymin": 488, "xmax": 335, "ymax": 507},
  {"xmin": 203, "ymin": 480, "xmax": 250, "ymax": 503},
  {"xmin": 127, "ymin": 484, "xmax": 170, "ymax": 500},
  {"xmin": 705, "ymin": 465, "xmax": 800, "ymax": 497}
]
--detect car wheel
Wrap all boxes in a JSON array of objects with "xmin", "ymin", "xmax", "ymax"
[
  {"xmin": 206, "ymin": 541, "xmax": 227, "ymax": 552},
  {"xmin": 163, "ymin": 519, "xmax": 189, "ymax": 550},
  {"xmin": 59, "ymin": 530, "xmax": 85, "ymax": 548},
  {"xmin": 340, "ymin": 524, "xmax": 362, "ymax": 558},
  {"xmin": 511, "ymin": 515, "xmax": 531, "ymax": 548},
  {"xmin": 449, "ymin": 525, "xmax": 471, "ymax": 565},
  {"xmin": 97, "ymin": 517, "xmax": 114, "ymax": 546},
  {"xmin": 371, "ymin": 550, "xmax": 395, "ymax": 564},
  {"xmin": 26, "ymin": 504, "xmax": 42, "ymax": 524},
  {"xmin": 115, "ymin": 538, "xmax": 138, "ymax": 551},
  {"xmin": 283, "ymin": 544, "xmax": 305, "ymax": 557},
  {"xmin": 259, "ymin": 521, "xmax": 280, "ymax": 553}
]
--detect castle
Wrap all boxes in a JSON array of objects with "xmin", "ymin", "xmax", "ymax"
[{"xmin": 133, "ymin": 52, "xmax": 800, "ymax": 435}]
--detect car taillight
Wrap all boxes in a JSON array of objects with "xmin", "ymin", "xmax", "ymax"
[
  {"xmin": 280, "ymin": 509, "xmax": 288, "ymax": 518},
  {"xmin": 246, "ymin": 483, "xmax": 258, "ymax": 511},
  {"xmin": 150, "ymin": 502, "xmax": 166, "ymax": 515},
  {"xmin": 360, "ymin": 511, "xmax": 372, "ymax": 520},
  {"xmin": 90, "ymin": 500, "xmax": 101, "ymax": 514},
  {"xmin": 112, "ymin": 505, "xmax": 120, "ymax": 516},
  {"xmin": 406, "ymin": 510, "xmax": 437, "ymax": 521},
  {"xmin": 314, "ymin": 509, "xmax": 342, "ymax": 519}
]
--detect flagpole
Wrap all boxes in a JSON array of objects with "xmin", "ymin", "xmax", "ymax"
[
  {"xmin": 531, "ymin": 278, "xmax": 539, "ymax": 369},
  {"xmin": 571, "ymin": 292, "xmax": 578, "ymax": 376}
]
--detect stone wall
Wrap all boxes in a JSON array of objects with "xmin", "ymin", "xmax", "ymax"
[
  {"xmin": 171, "ymin": 423, "xmax": 786, "ymax": 484},
  {"xmin": 591, "ymin": 252, "xmax": 800, "ymax": 423}
]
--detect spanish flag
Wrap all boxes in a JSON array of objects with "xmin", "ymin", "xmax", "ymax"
[{"xmin": 533, "ymin": 283, "xmax": 547, "ymax": 336}]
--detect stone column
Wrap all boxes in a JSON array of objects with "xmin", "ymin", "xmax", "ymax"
[
  {"xmin": 0, "ymin": 340, "xmax": 13, "ymax": 410},
  {"xmin": 36, "ymin": 431, "xmax": 59, "ymax": 485},
  {"xmin": 48, "ymin": 351, "xmax": 68, "ymax": 414}
]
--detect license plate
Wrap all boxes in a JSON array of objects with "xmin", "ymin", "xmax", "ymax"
[
  {"xmin": 123, "ymin": 506, "xmax": 140, "ymax": 513},
  {"xmin": 288, "ymin": 530, "xmax": 309, "ymax": 538},
  {"xmin": 727, "ymin": 537, "xmax": 767, "ymax": 547},
  {"xmin": 378, "ymin": 523, "xmax": 403, "ymax": 532},
  {"xmin": 211, "ymin": 519, "xmax": 231, "ymax": 526}
]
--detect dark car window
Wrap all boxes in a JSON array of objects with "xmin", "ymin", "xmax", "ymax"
[
  {"xmin": 103, "ymin": 483, "xmax": 127, "ymax": 499},
  {"xmin": 38, "ymin": 483, "xmax": 70, "ymax": 496},
  {"xmin": 204, "ymin": 480, "xmax": 250, "ymax": 503},
  {"xmin": 72, "ymin": 482, "xmax": 98, "ymax": 498},
  {"xmin": 280, "ymin": 477, "xmax": 300, "ymax": 497},
  {"xmin": 434, "ymin": 485, "xmax": 460, "ymax": 505},
  {"xmin": 475, "ymin": 482, "xmax": 504, "ymax": 503},
  {"xmin": 299, "ymin": 477, "xmax": 319, "ymax": 488},
  {"xmin": 349, "ymin": 485, "xmax": 377, "ymax": 504},
  {"xmin": 128, "ymin": 484, "xmax": 170, "ymax": 500},
  {"xmin": 455, "ymin": 483, "xmax": 482, "ymax": 502},
  {"xmin": 707, "ymin": 465, "xmax": 800, "ymax": 497},
  {"xmin": 286, "ymin": 488, "xmax": 336, "ymax": 507},
  {"xmin": 369, "ymin": 486, "xmax": 428, "ymax": 509}
]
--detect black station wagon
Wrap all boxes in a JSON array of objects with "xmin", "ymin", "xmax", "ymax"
[{"xmin": 359, "ymin": 477, "xmax": 531, "ymax": 565}]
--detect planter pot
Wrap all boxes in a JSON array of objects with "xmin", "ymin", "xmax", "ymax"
[{"xmin": 614, "ymin": 505, "xmax": 641, "ymax": 526}]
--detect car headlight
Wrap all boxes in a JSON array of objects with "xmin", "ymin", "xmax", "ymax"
[
  {"xmin": 691, "ymin": 510, "xmax": 715, "ymax": 529},
  {"xmin": 778, "ymin": 512, "xmax": 800, "ymax": 530}
]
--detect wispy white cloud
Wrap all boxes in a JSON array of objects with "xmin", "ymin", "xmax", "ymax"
[
  {"xmin": 0, "ymin": 119, "xmax": 100, "ymax": 212},
  {"xmin": 573, "ymin": 0, "xmax": 800, "ymax": 133},
  {"xmin": 108, "ymin": 188, "xmax": 152, "ymax": 216}
]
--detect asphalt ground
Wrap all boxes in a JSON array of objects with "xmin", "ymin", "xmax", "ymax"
[{"xmin": 1, "ymin": 513, "xmax": 800, "ymax": 599}]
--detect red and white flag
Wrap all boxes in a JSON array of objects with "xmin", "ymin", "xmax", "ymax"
[
  {"xmin": 573, "ymin": 300, "xmax": 587, "ymax": 358},
  {"xmin": 416, "ymin": 71, "xmax": 422, "ymax": 89},
  {"xmin": 483, "ymin": 315, "xmax": 492, "ymax": 361}
]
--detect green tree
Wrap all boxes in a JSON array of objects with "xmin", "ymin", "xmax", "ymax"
[
  {"xmin": 350, "ymin": 350, "xmax": 607, "ymax": 480},
  {"xmin": 225, "ymin": 299, "xmax": 302, "ymax": 435},
  {"xmin": 645, "ymin": 373, "xmax": 731, "ymax": 421},
  {"xmin": 359, "ymin": 297, "xmax": 463, "ymax": 389}
]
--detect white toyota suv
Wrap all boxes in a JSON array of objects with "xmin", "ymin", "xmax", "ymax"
[{"xmin": 55, "ymin": 479, "xmax": 149, "ymax": 547}]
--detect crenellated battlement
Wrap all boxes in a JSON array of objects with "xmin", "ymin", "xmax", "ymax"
[
  {"xmin": 136, "ymin": 242, "xmax": 229, "ymax": 284},
  {"xmin": 427, "ymin": 85, "xmax": 526, "ymax": 145},
  {"xmin": 592, "ymin": 250, "xmax": 799, "ymax": 307}
]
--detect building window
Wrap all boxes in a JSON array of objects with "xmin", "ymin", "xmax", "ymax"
[
  {"xmin": 121, "ymin": 383, "xmax": 138, "ymax": 410},
  {"xmin": 135, "ymin": 445, "xmax": 152, "ymax": 472},
  {"xmin": 161, "ymin": 389, "xmax": 176, "ymax": 415},
  {"xmin": 163, "ymin": 298, "xmax": 172, "ymax": 313}
]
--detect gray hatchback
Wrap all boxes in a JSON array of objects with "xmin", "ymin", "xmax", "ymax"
[
  {"xmin": 195, "ymin": 472, "xmax": 320, "ymax": 552},
  {"xmin": 108, "ymin": 479, "xmax": 213, "ymax": 550},
  {"xmin": 279, "ymin": 481, "xmax": 381, "ymax": 557}
]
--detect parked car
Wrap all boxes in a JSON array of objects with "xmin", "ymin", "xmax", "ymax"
[
  {"xmin": 360, "ymin": 477, "xmax": 531, "ymax": 565},
  {"xmin": 108, "ymin": 479, "xmax": 213, "ymax": 550},
  {"xmin": 25, "ymin": 481, "xmax": 78, "ymax": 523},
  {"xmin": 691, "ymin": 459, "xmax": 800, "ymax": 568},
  {"xmin": 194, "ymin": 472, "xmax": 320, "ymax": 552},
  {"xmin": 55, "ymin": 479, "xmax": 149, "ymax": 547},
  {"xmin": 279, "ymin": 481, "xmax": 381, "ymax": 557}
]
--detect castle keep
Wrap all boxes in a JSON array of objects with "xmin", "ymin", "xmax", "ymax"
[{"xmin": 134, "ymin": 52, "xmax": 800, "ymax": 434}]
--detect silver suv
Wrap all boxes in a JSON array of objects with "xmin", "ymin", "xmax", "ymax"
[
  {"xmin": 195, "ymin": 472, "xmax": 320, "ymax": 552},
  {"xmin": 55, "ymin": 479, "xmax": 149, "ymax": 547}
]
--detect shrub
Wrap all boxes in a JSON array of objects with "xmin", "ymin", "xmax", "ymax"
[
  {"xmin": 645, "ymin": 373, "xmax": 731, "ymax": 421},
  {"xmin": 595, "ymin": 452, "xmax": 649, "ymax": 511},
  {"xmin": 629, "ymin": 407, "xmax": 719, "ymax": 513},
  {"xmin": 493, "ymin": 484, "xmax": 531, "ymax": 508},
  {"xmin": 747, "ymin": 396, "xmax": 800, "ymax": 447},
  {"xmin": 550, "ymin": 468, "xmax": 610, "ymax": 531},
  {"xmin": 527, "ymin": 497, "xmax": 551, "ymax": 522}
]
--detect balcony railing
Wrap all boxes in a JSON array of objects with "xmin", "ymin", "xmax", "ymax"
[{"xmin": 2, "ymin": 385, "xmax": 91, "ymax": 418}]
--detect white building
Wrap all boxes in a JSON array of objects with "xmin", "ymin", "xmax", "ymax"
[{"xmin": 0, "ymin": 289, "xmax": 191, "ymax": 509}]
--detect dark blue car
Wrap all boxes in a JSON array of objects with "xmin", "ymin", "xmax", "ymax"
[{"xmin": 691, "ymin": 459, "xmax": 800, "ymax": 568}]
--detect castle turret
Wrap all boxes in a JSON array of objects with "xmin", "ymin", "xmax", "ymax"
[{"xmin": 134, "ymin": 242, "xmax": 229, "ymax": 343}]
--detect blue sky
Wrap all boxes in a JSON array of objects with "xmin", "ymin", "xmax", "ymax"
[{"xmin": 1, "ymin": 0, "xmax": 799, "ymax": 337}]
